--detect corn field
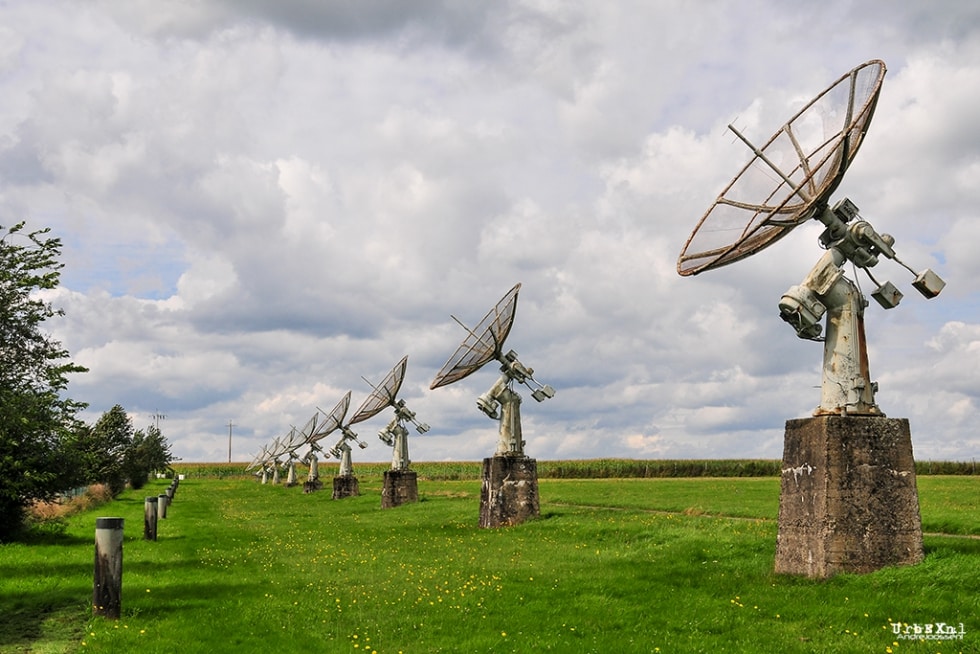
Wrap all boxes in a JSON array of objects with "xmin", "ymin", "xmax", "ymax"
[{"xmin": 171, "ymin": 458, "xmax": 978, "ymax": 480}]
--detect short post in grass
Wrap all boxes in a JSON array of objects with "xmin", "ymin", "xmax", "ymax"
[
  {"xmin": 775, "ymin": 416, "xmax": 924, "ymax": 578},
  {"xmin": 143, "ymin": 496, "xmax": 158, "ymax": 541},
  {"xmin": 157, "ymin": 493, "xmax": 169, "ymax": 519},
  {"xmin": 93, "ymin": 517, "xmax": 124, "ymax": 618},
  {"xmin": 479, "ymin": 455, "xmax": 539, "ymax": 528}
]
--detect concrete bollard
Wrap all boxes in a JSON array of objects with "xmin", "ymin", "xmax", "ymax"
[
  {"xmin": 93, "ymin": 517, "xmax": 124, "ymax": 618},
  {"xmin": 143, "ymin": 497, "xmax": 158, "ymax": 541},
  {"xmin": 157, "ymin": 493, "xmax": 169, "ymax": 519}
]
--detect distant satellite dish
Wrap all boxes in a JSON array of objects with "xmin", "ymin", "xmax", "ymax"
[
  {"xmin": 430, "ymin": 283, "xmax": 555, "ymax": 456},
  {"xmin": 312, "ymin": 392, "xmax": 351, "ymax": 443},
  {"xmin": 359, "ymin": 355, "xmax": 429, "ymax": 471},
  {"xmin": 430, "ymin": 284, "xmax": 521, "ymax": 390},
  {"xmin": 294, "ymin": 413, "xmax": 319, "ymax": 446},
  {"xmin": 281, "ymin": 423, "xmax": 310, "ymax": 487},
  {"xmin": 677, "ymin": 60, "xmax": 944, "ymax": 415},
  {"xmin": 244, "ymin": 444, "xmax": 268, "ymax": 476},
  {"xmin": 263, "ymin": 436, "xmax": 287, "ymax": 484},
  {"xmin": 351, "ymin": 355, "xmax": 408, "ymax": 423},
  {"xmin": 312, "ymin": 390, "xmax": 371, "ymax": 476}
]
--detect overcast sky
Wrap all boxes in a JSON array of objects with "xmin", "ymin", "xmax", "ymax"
[{"xmin": 3, "ymin": 1, "xmax": 979, "ymax": 464}]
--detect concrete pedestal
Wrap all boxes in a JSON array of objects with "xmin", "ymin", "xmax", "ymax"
[
  {"xmin": 775, "ymin": 415, "xmax": 924, "ymax": 578},
  {"xmin": 332, "ymin": 475, "xmax": 360, "ymax": 499},
  {"xmin": 302, "ymin": 479, "xmax": 323, "ymax": 494},
  {"xmin": 381, "ymin": 470, "xmax": 418, "ymax": 509},
  {"xmin": 480, "ymin": 456, "xmax": 540, "ymax": 528}
]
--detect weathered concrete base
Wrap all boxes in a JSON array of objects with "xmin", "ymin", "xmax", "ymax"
[
  {"xmin": 775, "ymin": 415, "xmax": 924, "ymax": 578},
  {"xmin": 303, "ymin": 479, "xmax": 323, "ymax": 494},
  {"xmin": 480, "ymin": 456, "xmax": 540, "ymax": 528},
  {"xmin": 332, "ymin": 475, "xmax": 360, "ymax": 499},
  {"xmin": 381, "ymin": 470, "xmax": 418, "ymax": 509}
]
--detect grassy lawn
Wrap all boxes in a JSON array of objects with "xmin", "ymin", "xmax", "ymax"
[{"xmin": 1, "ymin": 474, "xmax": 977, "ymax": 653}]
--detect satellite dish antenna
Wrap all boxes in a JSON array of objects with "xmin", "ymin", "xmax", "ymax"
[
  {"xmin": 356, "ymin": 355, "xmax": 429, "ymax": 472},
  {"xmin": 268, "ymin": 435, "xmax": 293, "ymax": 484},
  {"xmin": 290, "ymin": 412, "xmax": 321, "ymax": 487},
  {"xmin": 245, "ymin": 444, "xmax": 270, "ymax": 482},
  {"xmin": 296, "ymin": 396, "xmax": 351, "ymax": 493},
  {"xmin": 430, "ymin": 283, "xmax": 555, "ymax": 456},
  {"xmin": 311, "ymin": 391, "xmax": 372, "ymax": 477},
  {"xmin": 677, "ymin": 60, "xmax": 945, "ymax": 415},
  {"xmin": 255, "ymin": 444, "xmax": 277, "ymax": 484},
  {"xmin": 281, "ymin": 424, "xmax": 309, "ymax": 487}
]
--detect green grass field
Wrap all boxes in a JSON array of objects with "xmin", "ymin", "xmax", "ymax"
[{"xmin": 2, "ymin": 473, "xmax": 977, "ymax": 653}]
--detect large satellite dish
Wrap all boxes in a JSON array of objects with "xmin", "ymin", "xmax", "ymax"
[
  {"xmin": 430, "ymin": 283, "xmax": 554, "ymax": 456},
  {"xmin": 678, "ymin": 60, "xmax": 886, "ymax": 277},
  {"xmin": 677, "ymin": 60, "xmax": 944, "ymax": 415},
  {"xmin": 359, "ymin": 356, "xmax": 429, "ymax": 471}
]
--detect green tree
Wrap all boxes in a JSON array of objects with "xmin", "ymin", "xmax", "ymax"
[
  {"xmin": 82, "ymin": 405, "xmax": 134, "ymax": 496},
  {"xmin": 0, "ymin": 222, "xmax": 87, "ymax": 541},
  {"xmin": 122, "ymin": 424, "xmax": 173, "ymax": 490}
]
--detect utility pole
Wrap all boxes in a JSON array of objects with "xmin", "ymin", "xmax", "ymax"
[
  {"xmin": 152, "ymin": 411, "xmax": 166, "ymax": 431},
  {"xmin": 228, "ymin": 420, "xmax": 235, "ymax": 463}
]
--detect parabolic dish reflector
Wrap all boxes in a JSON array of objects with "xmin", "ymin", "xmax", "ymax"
[
  {"xmin": 244, "ymin": 447, "xmax": 267, "ymax": 472},
  {"xmin": 349, "ymin": 355, "xmax": 409, "ymax": 424},
  {"xmin": 677, "ymin": 59, "xmax": 886, "ymax": 276},
  {"xmin": 430, "ymin": 283, "xmax": 521, "ymax": 389},
  {"xmin": 268, "ymin": 436, "xmax": 287, "ymax": 458},
  {"xmin": 297, "ymin": 413, "xmax": 320, "ymax": 445},
  {"xmin": 310, "ymin": 391, "xmax": 351, "ymax": 442},
  {"xmin": 283, "ymin": 427, "xmax": 305, "ymax": 454}
]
